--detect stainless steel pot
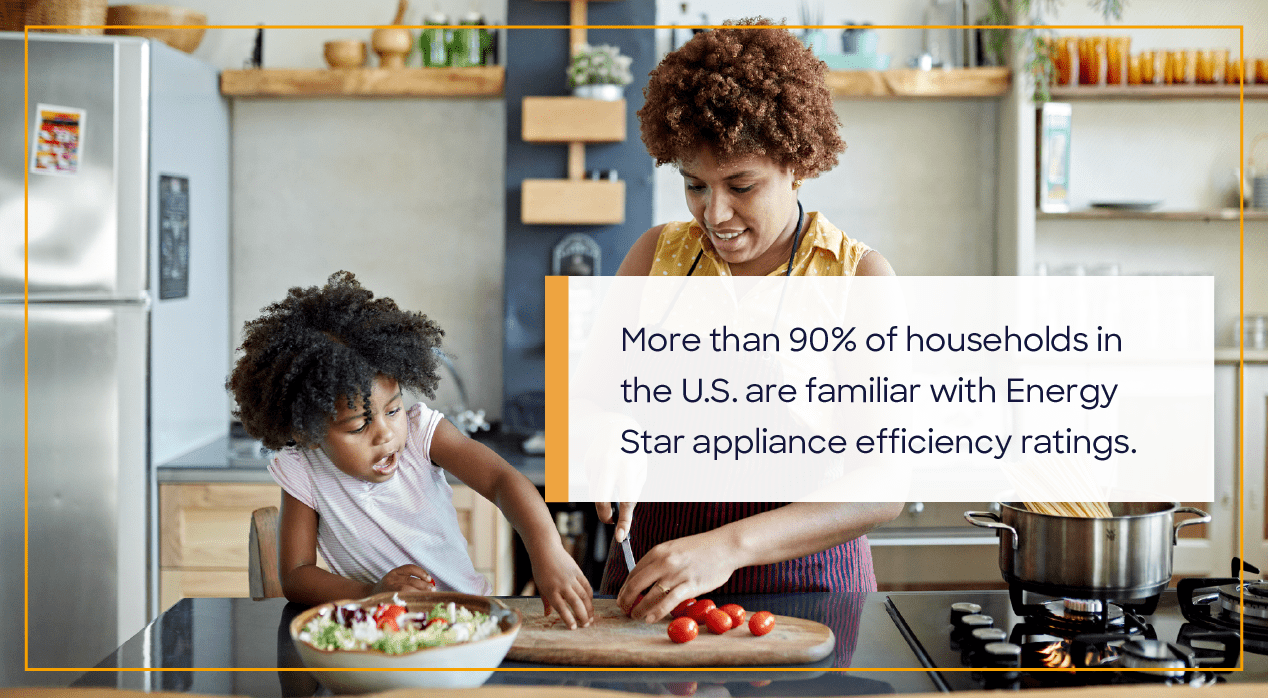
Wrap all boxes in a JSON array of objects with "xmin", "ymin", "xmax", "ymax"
[{"xmin": 964, "ymin": 503, "xmax": 1210, "ymax": 600}]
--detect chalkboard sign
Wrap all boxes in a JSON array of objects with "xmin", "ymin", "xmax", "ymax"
[{"xmin": 159, "ymin": 174, "xmax": 190, "ymax": 299}]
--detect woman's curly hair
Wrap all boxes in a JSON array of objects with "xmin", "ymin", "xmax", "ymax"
[
  {"xmin": 226, "ymin": 271, "xmax": 444, "ymax": 450},
  {"xmin": 638, "ymin": 17, "xmax": 844, "ymax": 178}
]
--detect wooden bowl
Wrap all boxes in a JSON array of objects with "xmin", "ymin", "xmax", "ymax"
[
  {"xmin": 323, "ymin": 39, "xmax": 367, "ymax": 69},
  {"xmin": 104, "ymin": 4, "xmax": 207, "ymax": 53}
]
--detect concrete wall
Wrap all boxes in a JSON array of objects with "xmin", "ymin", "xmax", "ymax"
[{"xmin": 187, "ymin": 0, "xmax": 509, "ymax": 419}]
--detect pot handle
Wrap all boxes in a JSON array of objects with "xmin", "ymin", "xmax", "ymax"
[
  {"xmin": 1172, "ymin": 506, "xmax": 1211, "ymax": 545},
  {"xmin": 964, "ymin": 511, "xmax": 1018, "ymax": 548}
]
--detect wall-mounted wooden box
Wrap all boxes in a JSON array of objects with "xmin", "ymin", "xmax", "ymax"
[
  {"xmin": 521, "ymin": 179, "xmax": 625, "ymax": 225},
  {"xmin": 522, "ymin": 97, "xmax": 626, "ymax": 143}
]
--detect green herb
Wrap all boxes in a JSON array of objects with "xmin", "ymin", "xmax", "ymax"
[{"xmin": 979, "ymin": 0, "xmax": 1126, "ymax": 102}]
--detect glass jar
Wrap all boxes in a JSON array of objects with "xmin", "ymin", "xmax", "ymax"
[
  {"xmin": 448, "ymin": 11, "xmax": 485, "ymax": 67},
  {"xmin": 419, "ymin": 12, "xmax": 449, "ymax": 67},
  {"xmin": 1247, "ymin": 315, "xmax": 1268, "ymax": 350}
]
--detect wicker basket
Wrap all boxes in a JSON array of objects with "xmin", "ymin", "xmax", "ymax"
[{"xmin": 1, "ymin": 0, "xmax": 108, "ymax": 34}]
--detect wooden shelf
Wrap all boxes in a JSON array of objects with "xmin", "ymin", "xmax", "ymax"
[
  {"xmin": 1049, "ymin": 84, "xmax": 1268, "ymax": 100},
  {"xmin": 219, "ymin": 67, "xmax": 504, "ymax": 98},
  {"xmin": 825, "ymin": 67, "xmax": 1010, "ymax": 99},
  {"xmin": 522, "ymin": 97, "xmax": 625, "ymax": 142},
  {"xmin": 1038, "ymin": 208, "xmax": 1268, "ymax": 222},
  {"xmin": 522, "ymin": 179, "xmax": 625, "ymax": 225}
]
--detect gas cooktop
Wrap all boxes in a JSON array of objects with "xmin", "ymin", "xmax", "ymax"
[{"xmin": 885, "ymin": 580, "xmax": 1268, "ymax": 691}]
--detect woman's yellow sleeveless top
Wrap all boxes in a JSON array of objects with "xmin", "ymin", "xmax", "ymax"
[{"xmin": 646, "ymin": 212, "xmax": 872, "ymax": 277}]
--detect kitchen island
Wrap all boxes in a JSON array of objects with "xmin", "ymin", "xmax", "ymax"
[
  {"xmin": 70, "ymin": 588, "xmax": 1268, "ymax": 696},
  {"xmin": 73, "ymin": 592, "xmax": 934, "ymax": 696}
]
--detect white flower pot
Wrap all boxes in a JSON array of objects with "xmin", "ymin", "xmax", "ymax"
[{"xmin": 572, "ymin": 84, "xmax": 624, "ymax": 101}]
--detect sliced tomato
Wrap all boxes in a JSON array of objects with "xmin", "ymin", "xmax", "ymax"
[{"xmin": 374, "ymin": 604, "xmax": 407, "ymax": 630}]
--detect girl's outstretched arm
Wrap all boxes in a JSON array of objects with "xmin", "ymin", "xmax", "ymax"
[
  {"xmin": 278, "ymin": 491, "xmax": 435, "ymax": 605},
  {"xmin": 430, "ymin": 419, "xmax": 595, "ymax": 629}
]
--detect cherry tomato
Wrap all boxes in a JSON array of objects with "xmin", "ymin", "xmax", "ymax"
[
  {"xmin": 704, "ymin": 608, "xmax": 733, "ymax": 634},
  {"xmin": 665, "ymin": 681, "xmax": 698, "ymax": 696},
  {"xmin": 667, "ymin": 616, "xmax": 699, "ymax": 643},
  {"xmin": 626, "ymin": 593, "xmax": 645, "ymax": 618},
  {"xmin": 750, "ymin": 679, "xmax": 773, "ymax": 687},
  {"xmin": 425, "ymin": 617, "xmax": 449, "ymax": 629},
  {"xmin": 749, "ymin": 610, "xmax": 775, "ymax": 636},
  {"xmin": 718, "ymin": 603, "xmax": 746, "ymax": 629},
  {"xmin": 686, "ymin": 599, "xmax": 716, "ymax": 624},
  {"xmin": 670, "ymin": 598, "xmax": 698, "ymax": 619}
]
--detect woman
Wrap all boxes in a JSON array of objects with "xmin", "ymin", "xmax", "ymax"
[{"xmin": 599, "ymin": 18, "xmax": 903, "ymax": 623}]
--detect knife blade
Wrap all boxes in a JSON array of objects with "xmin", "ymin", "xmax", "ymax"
[{"xmin": 615, "ymin": 502, "xmax": 636, "ymax": 572}]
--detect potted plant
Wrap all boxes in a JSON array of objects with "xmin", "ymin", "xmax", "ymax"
[
  {"xmin": 980, "ymin": 0, "xmax": 1125, "ymax": 101},
  {"xmin": 567, "ymin": 43, "xmax": 633, "ymax": 101}
]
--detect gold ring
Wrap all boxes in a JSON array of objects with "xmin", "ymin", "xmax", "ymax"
[{"xmin": 655, "ymin": 582, "xmax": 672, "ymax": 595}]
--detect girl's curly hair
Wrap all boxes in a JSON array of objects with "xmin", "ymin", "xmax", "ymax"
[
  {"xmin": 226, "ymin": 271, "xmax": 444, "ymax": 450},
  {"xmin": 638, "ymin": 17, "xmax": 845, "ymax": 178}
]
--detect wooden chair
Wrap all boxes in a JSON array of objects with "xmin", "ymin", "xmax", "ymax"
[{"xmin": 248, "ymin": 505, "xmax": 283, "ymax": 599}]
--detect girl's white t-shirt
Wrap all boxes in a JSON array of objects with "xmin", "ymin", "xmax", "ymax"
[{"xmin": 268, "ymin": 403, "xmax": 493, "ymax": 595}]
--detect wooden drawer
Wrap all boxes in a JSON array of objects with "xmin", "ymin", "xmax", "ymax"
[
  {"xmin": 160, "ymin": 483, "xmax": 282, "ymax": 568},
  {"xmin": 159, "ymin": 481, "xmax": 515, "ymax": 608}
]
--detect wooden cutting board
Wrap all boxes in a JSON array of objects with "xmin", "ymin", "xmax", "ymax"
[{"xmin": 502, "ymin": 598, "xmax": 835, "ymax": 667}]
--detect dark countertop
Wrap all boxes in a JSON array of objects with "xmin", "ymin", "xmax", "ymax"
[
  {"xmin": 157, "ymin": 429, "xmax": 545, "ymax": 487},
  {"xmin": 72, "ymin": 593, "xmax": 935, "ymax": 696}
]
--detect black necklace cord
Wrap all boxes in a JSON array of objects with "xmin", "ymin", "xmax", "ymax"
[{"xmin": 688, "ymin": 199, "xmax": 805, "ymax": 277}]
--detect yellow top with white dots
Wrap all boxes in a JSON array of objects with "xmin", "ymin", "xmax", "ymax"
[{"xmin": 646, "ymin": 211, "xmax": 872, "ymax": 276}]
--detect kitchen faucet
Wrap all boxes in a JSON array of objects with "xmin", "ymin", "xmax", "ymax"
[{"xmin": 432, "ymin": 347, "xmax": 491, "ymax": 436}]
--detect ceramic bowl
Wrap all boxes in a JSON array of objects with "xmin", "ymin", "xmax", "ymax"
[
  {"xmin": 324, "ymin": 40, "xmax": 368, "ymax": 69},
  {"xmin": 104, "ymin": 5, "xmax": 207, "ymax": 54},
  {"xmin": 289, "ymin": 591, "xmax": 522, "ymax": 694}
]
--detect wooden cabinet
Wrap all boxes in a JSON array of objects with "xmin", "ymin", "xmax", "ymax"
[
  {"xmin": 159, "ymin": 481, "xmax": 513, "ymax": 611},
  {"xmin": 160, "ymin": 483, "xmax": 282, "ymax": 611}
]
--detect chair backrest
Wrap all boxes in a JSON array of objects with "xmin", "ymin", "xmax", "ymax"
[{"xmin": 248, "ymin": 505, "xmax": 283, "ymax": 599}]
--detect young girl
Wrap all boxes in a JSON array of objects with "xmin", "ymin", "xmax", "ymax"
[{"xmin": 227, "ymin": 271, "xmax": 594, "ymax": 629}]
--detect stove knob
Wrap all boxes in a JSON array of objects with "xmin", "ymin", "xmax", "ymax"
[
  {"xmin": 983, "ymin": 641, "xmax": 1023, "ymax": 668},
  {"xmin": 964, "ymin": 627, "xmax": 1008, "ymax": 665},
  {"xmin": 956, "ymin": 613, "xmax": 994, "ymax": 631},
  {"xmin": 950, "ymin": 602, "xmax": 982, "ymax": 625},
  {"xmin": 979, "ymin": 642, "xmax": 1023, "ymax": 690}
]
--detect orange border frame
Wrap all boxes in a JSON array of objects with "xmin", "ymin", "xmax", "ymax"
[{"xmin": 24, "ymin": 20, "xmax": 1252, "ymax": 680}]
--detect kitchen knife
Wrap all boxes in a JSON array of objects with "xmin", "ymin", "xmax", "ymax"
[{"xmin": 614, "ymin": 501, "xmax": 635, "ymax": 572}]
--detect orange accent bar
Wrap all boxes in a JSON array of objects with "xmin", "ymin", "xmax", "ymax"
[{"xmin": 544, "ymin": 276, "xmax": 569, "ymax": 502}]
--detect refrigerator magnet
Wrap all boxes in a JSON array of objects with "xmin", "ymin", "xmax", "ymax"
[{"xmin": 31, "ymin": 104, "xmax": 86, "ymax": 176}]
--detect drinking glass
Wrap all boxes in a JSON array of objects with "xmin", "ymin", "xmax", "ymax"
[
  {"xmin": 1227, "ymin": 55, "xmax": 1244, "ymax": 84},
  {"xmin": 1211, "ymin": 49, "xmax": 1229, "ymax": 83},
  {"xmin": 1165, "ymin": 50, "xmax": 1193, "ymax": 84},
  {"xmin": 1138, "ymin": 50, "xmax": 1158, "ymax": 84},
  {"xmin": 1054, "ymin": 37, "xmax": 1077, "ymax": 85},
  {"xmin": 1127, "ymin": 54, "xmax": 1142, "ymax": 85},
  {"xmin": 1079, "ymin": 37, "xmax": 1106, "ymax": 85},
  {"xmin": 1195, "ymin": 49, "xmax": 1214, "ymax": 84},
  {"xmin": 1106, "ymin": 36, "xmax": 1130, "ymax": 85}
]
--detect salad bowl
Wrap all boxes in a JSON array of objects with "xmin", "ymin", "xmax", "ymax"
[{"xmin": 289, "ymin": 590, "xmax": 522, "ymax": 693}]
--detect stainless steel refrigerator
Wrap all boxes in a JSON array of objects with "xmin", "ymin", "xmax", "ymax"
[{"xmin": 0, "ymin": 33, "xmax": 230, "ymax": 684}]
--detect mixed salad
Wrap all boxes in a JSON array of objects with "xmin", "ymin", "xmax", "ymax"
[{"xmin": 299, "ymin": 596, "xmax": 502, "ymax": 655}]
